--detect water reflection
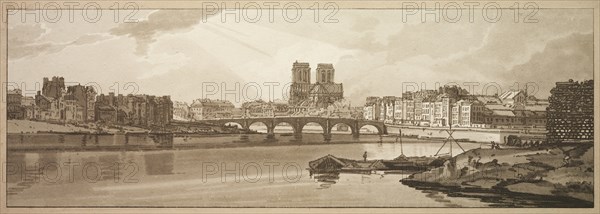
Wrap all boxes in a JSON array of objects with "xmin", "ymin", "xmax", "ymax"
[
  {"xmin": 6, "ymin": 153, "xmax": 35, "ymax": 196},
  {"xmin": 312, "ymin": 172, "xmax": 340, "ymax": 189},
  {"xmin": 143, "ymin": 152, "xmax": 175, "ymax": 175},
  {"xmin": 7, "ymin": 142, "xmax": 499, "ymax": 207},
  {"xmin": 98, "ymin": 154, "xmax": 122, "ymax": 181},
  {"xmin": 7, "ymin": 133, "xmax": 175, "ymax": 150}
]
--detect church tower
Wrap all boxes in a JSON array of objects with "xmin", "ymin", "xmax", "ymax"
[
  {"xmin": 289, "ymin": 61, "xmax": 312, "ymax": 106},
  {"xmin": 288, "ymin": 61, "xmax": 343, "ymax": 108},
  {"xmin": 316, "ymin": 64, "xmax": 334, "ymax": 83},
  {"xmin": 291, "ymin": 61, "xmax": 311, "ymax": 83}
]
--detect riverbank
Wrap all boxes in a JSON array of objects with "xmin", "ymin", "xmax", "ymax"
[
  {"xmin": 387, "ymin": 125, "xmax": 546, "ymax": 143},
  {"xmin": 401, "ymin": 143, "xmax": 594, "ymax": 206},
  {"xmin": 7, "ymin": 120, "xmax": 150, "ymax": 134},
  {"xmin": 6, "ymin": 132, "xmax": 455, "ymax": 152}
]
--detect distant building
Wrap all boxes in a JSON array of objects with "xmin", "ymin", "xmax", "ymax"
[
  {"xmin": 546, "ymin": 80, "xmax": 594, "ymax": 143},
  {"xmin": 270, "ymin": 100, "xmax": 290, "ymax": 116},
  {"xmin": 472, "ymin": 95, "xmax": 502, "ymax": 105},
  {"xmin": 95, "ymin": 105, "xmax": 117, "ymax": 123},
  {"xmin": 392, "ymin": 98, "xmax": 416, "ymax": 125},
  {"xmin": 368, "ymin": 87, "xmax": 548, "ymax": 128},
  {"xmin": 380, "ymin": 96, "xmax": 396, "ymax": 124},
  {"xmin": 42, "ymin": 76, "xmax": 65, "ymax": 99},
  {"xmin": 431, "ymin": 94, "xmax": 453, "ymax": 127},
  {"xmin": 325, "ymin": 99, "xmax": 358, "ymax": 118},
  {"xmin": 21, "ymin": 96, "xmax": 36, "ymax": 120},
  {"xmin": 420, "ymin": 99, "xmax": 434, "ymax": 126},
  {"xmin": 64, "ymin": 99, "xmax": 85, "ymax": 123},
  {"xmin": 363, "ymin": 105, "xmax": 376, "ymax": 121},
  {"xmin": 288, "ymin": 61, "xmax": 311, "ymax": 106},
  {"xmin": 64, "ymin": 84, "xmax": 96, "ymax": 122},
  {"xmin": 363, "ymin": 97, "xmax": 380, "ymax": 121},
  {"xmin": 34, "ymin": 90, "xmax": 63, "ymax": 121},
  {"xmin": 34, "ymin": 91, "xmax": 51, "ymax": 114},
  {"xmin": 451, "ymin": 99, "xmax": 486, "ymax": 127},
  {"xmin": 29, "ymin": 76, "xmax": 91, "ymax": 123},
  {"xmin": 242, "ymin": 100, "xmax": 266, "ymax": 117},
  {"xmin": 190, "ymin": 99, "xmax": 235, "ymax": 120},
  {"xmin": 95, "ymin": 93, "xmax": 173, "ymax": 127},
  {"xmin": 242, "ymin": 100, "xmax": 276, "ymax": 117},
  {"xmin": 289, "ymin": 61, "xmax": 344, "ymax": 110},
  {"xmin": 393, "ymin": 98, "xmax": 404, "ymax": 124},
  {"xmin": 173, "ymin": 101, "xmax": 191, "ymax": 121},
  {"xmin": 21, "ymin": 96, "xmax": 35, "ymax": 106},
  {"xmin": 499, "ymin": 90, "xmax": 527, "ymax": 109},
  {"xmin": 7, "ymin": 89, "xmax": 24, "ymax": 119}
]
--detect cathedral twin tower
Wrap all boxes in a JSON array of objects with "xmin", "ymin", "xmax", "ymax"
[
  {"xmin": 291, "ymin": 61, "xmax": 336, "ymax": 84},
  {"xmin": 288, "ymin": 61, "xmax": 344, "ymax": 108}
]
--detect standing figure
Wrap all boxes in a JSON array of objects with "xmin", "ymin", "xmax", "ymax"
[{"xmin": 363, "ymin": 151, "xmax": 368, "ymax": 162}]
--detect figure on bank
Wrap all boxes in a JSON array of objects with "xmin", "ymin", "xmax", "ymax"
[
  {"xmin": 363, "ymin": 151, "xmax": 368, "ymax": 162},
  {"xmin": 490, "ymin": 141, "xmax": 501, "ymax": 150}
]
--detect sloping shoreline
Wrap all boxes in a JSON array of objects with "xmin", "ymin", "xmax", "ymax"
[
  {"xmin": 400, "ymin": 144, "xmax": 594, "ymax": 207},
  {"xmin": 401, "ymin": 179, "xmax": 593, "ymax": 208}
]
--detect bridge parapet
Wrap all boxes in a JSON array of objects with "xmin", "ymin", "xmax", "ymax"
[{"xmin": 173, "ymin": 117, "xmax": 387, "ymax": 136}]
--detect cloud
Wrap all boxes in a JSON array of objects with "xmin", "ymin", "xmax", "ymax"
[
  {"xmin": 7, "ymin": 9, "xmax": 594, "ymax": 106},
  {"xmin": 8, "ymin": 24, "xmax": 49, "ymax": 59},
  {"xmin": 385, "ymin": 22, "xmax": 490, "ymax": 63},
  {"xmin": 70, "ymin": 34, "xmax": 111, "ymax": 46},
  {"xmin": 9, "ymin": 23, "xmax": 47, "ymax": 42},
  {"xmin": 503, "ymin": 33, "xmax": 593, "ymax": 97},
  {"xmin": 109, "ymin": 10, "xmax": 219, "ymax": 56},
  {"xmin": 335, "ymin": 10, "xmax": 594, "ymax": 104},
  {"xmin": 8, "ymin": 23, "xmax": 112, "ymax": 60}
]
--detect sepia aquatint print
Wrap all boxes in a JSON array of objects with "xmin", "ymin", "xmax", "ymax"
[{"xmin": 1, "ymin": 0, "xmax": 598, "ymax": 212}]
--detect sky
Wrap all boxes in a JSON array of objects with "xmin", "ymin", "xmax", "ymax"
[{"xmin": 7, "ymin": 8, "xmax": 594, "ymax": 106}]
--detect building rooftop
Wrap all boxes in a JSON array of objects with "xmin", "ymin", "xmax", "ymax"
[
  {"xmin": 309, "ymin": 83, "xmax": 343, "ymax": 94},
  {"xmin": 191, "ymin": 99, "xmax": 235, "ymax": 108},
  {"xmin": 492, "ymin": 110, "xmax": 515, "ymax": 117},
  {"xmin": 499, "ymin": 90, "xmax": 524, "ymax": 100},
  {"xmin": 485, "ymin": 104, "xmax": 513, "ymax": 110},
  {"xmin": 317, "ymin": 63, "xmax": 334, "ymax": 69},
  {"xmin": 8, "ymin": 89, "xmax": 22, "ymax": 95},
  {"xmin": 472, "ymin": 95, "xmax": 502, "ymax": 104},
  {"xmin": 292, "ymin": 61, "xmax": 310, "ymax": 67},
  {"xmin": 173, "ymin": 101, "xmax": 189, "ymax": 107}
]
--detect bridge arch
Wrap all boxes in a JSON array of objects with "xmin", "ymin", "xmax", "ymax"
[
  {"xmin": 327, "ymin": 122, "xmax": 356, "ymax": 135},
  {"xmin": 299, "ymin": 121, "xmax": 327, "ymax": 134},
  {"xmin": 273, "ymin": 121, "xmax": 296, "ymax": 133},
  {"xmin": 248, "ymin": 120, "xmax": 271, "ymax": 128},
  {"xmin": 173, "ymin": 117, "xmax": 386, "ymax": 137},
  {"xmin": 224, "ymin": 122, "xmax": 244, "ymax": 129},
  {"xmin": 358, "ymin": 123, "xmax": 386, "ymax": 135},
  {"xmin": 247, "ymin": 120, "xmax": 271, "ymax": 133}
]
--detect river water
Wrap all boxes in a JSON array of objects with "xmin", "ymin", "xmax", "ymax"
[{"xmin": 6, "ymin": 127, "xmax": 493, "ymax": 208}]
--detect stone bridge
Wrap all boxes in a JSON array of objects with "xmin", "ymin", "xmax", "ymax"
[{"xmin": 171, "ymin": 117, "xmax": 387, "ymax": 139}]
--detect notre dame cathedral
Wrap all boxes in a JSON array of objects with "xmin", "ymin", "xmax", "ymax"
[{"xmin": 288, "ymin": 61, "xmax": 344, "ymax": 109}]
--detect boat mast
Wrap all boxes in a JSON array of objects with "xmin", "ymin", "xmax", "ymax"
[
  {"xmin": 434, "ymin": 118, "xmax": 466, "ymax": 157},
  {"xmin": 450, "ymin": 125, "xmax": 453, "ymax": 157},
  {"xmin": 399, "ymin": 129, "xmax": 404, "ymax": 156}
]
